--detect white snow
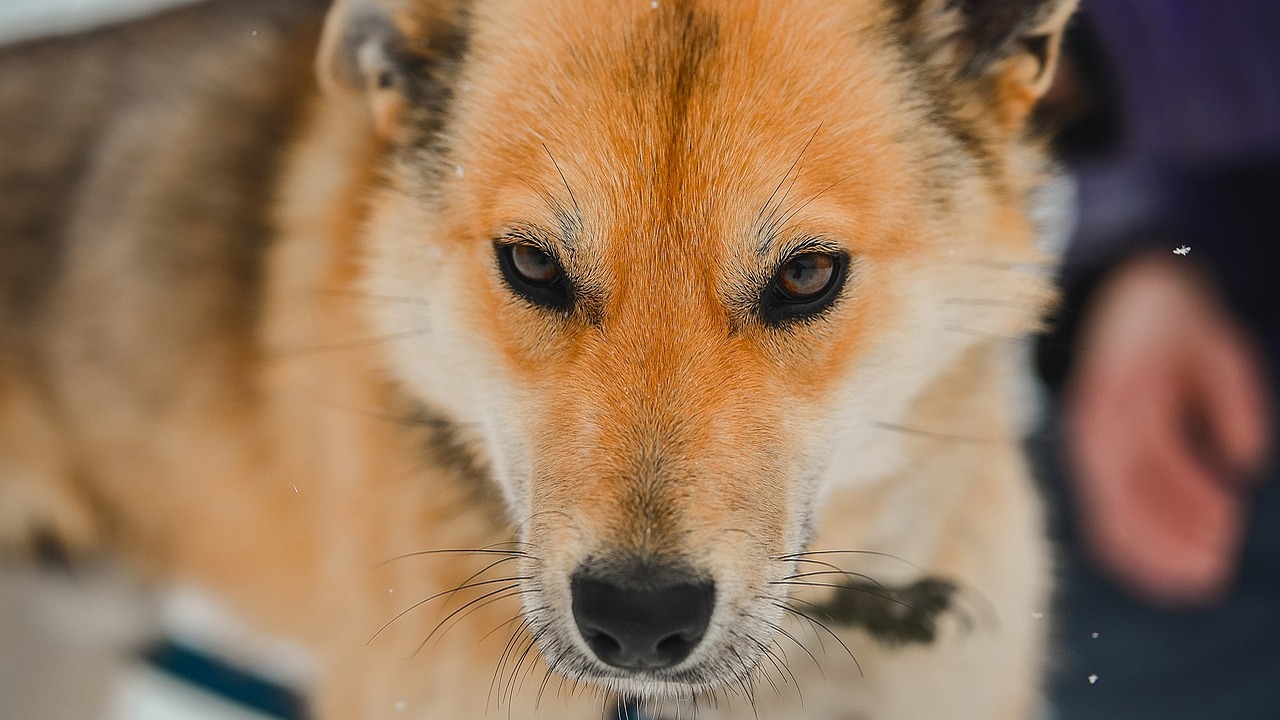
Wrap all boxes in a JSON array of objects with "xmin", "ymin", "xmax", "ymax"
[{"xmin": 0, "ymin": 0, "xmax": 206, "ymax": 45}]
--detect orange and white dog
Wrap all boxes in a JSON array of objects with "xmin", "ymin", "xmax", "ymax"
[{"xmin": 0, "ymin": 0, "xmax": 1074, "ymax": 717}]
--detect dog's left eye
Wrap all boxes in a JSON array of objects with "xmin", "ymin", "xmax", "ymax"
[
  {"xmin": 760, "ymin": 251, "xmax": 847, "ymax": 324},
  {"xmin": 496, "ymin": 242, "xmax": 573, "ymax": 311}
]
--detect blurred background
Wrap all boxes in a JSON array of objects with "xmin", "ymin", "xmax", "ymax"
[
  {"xmin": 1030, "ymin": 1, "xmax": 1280, "ymax": 719},
  {"xmin": 0, "ymin": 0, "xmax": 201, "ymax": 45},
  {"xmin": 1, "ymin": 0, "xmax": 1278, "ymax": 719}
]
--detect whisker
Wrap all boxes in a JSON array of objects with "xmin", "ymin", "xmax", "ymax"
[
  {"xmin": 299, "ymin": 286, "xmax": 430, "ymax": 306},
  {"xmin": 412, "ymin": 585, "xmax": 527, "ymax": 657},
  {"xmin": 268, "ymin": 328, "xmax": 431, "ymax": 358},
  {"xmin": 510, "ymin": 509, "xmax": 575, "ymax": 542},
  {"xmin": 376, "ymin": 546, "xmax": 534, "ymax": 569},
  {"xmin": 773, "ymin": 601, "xmax": 862, "ymax": 675},
  {"xmin": 759, "ymin": 613, "xmax": 822, "ymax": 675},
  {"xmin": 534, "ymin": 647, "xmax": 565, "ymax": 712},
  {"xmin": 504, "ymin": 170, "xmax": 564, "ymax": 218},
  {"xmin": 498, "ymin": 631, "xmax": 529, "ymax": 713},
  {"xmin": 489, "ymin": 618, "xmax": 531, "ymax": 713},
  {"xmin": 782, "ymin": 568, "xmax": 885, "ymax": 588},
  {"xmin": 369, "ymin": 576, "xmax": 530, "ymax": 644},
  {"xmin": 438, "ymin": 556, "xmax": 524, "ymax": 614},
  {"xmin": 737, "ymin": 670, "xmax": 760, "ymax": 720},
  {"xmin": 773, "ymin": 579, "xmax": 923, "ymax": 615},
  {"xmin": 504, "ymin": 632, "xmax": 541, "ymax": 708},
  {"xmin": 768, "ymin": 637, "xmax": 804, "ymax": 696},
  {"xmin": 786, "ymin": 556, "xmax": 883, "ymax": 580},
  {"xmin": 757, "ymin": 124, "xmax": 824, "ymax": 231},
  {"xmin": 942, "ymin": 297, "xmax": 1040, "ymax": 308},
  {"xmin": 430, "ymin": 587, "xmax": 536, "ymax": 653},
  {"xmin": 958, "ymin": 259, "xmax": 1056, "ymax": 271},
  {"xmin": 479, "ymin": 612, "xmax": 528, "ymax": 644},
  {"xmin": 506, "ymin": 630, "xmax": 542, "ymax": 702},
  {"xmin": 776, "ymin": 548, "xmax": 921, "ymax": 571},
  {"xmin": 943, "ymin": 324, "xmax": 1030, "ymax": 343},
  {"xmin": 774, "ymin": 170, "xmax": 861, "ymax": 231},
  {"xmin": 744, "ymin": 637, "xmax": 785, "ymax": 698},
  {"xmin": 870, "ymin": 419, "xmax": 1013, "ymax": 446},
  {"xmin": 541, "ymin": 143, "xmax": 582, "ymax": 220}
]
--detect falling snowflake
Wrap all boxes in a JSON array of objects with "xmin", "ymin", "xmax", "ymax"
[
  {"xmin": 292, "ymin": 484, "xmax": 299, "ymax": 493},
  {"xmin": 651, "ymin": 0, "xmax": 659, "ymax": 7},
  {"xmin": 1031, "ymin": 611, "xmax": 1044, "ymax": 619},
  {"xmin": 1091, "ymin": 632, "xmax": 1099, "ymax": 639},
  {"xmin": 1173, "ymin": 245, "xmax": 1191, "ymax": 256},
  {"xmin": 454, "ymin": 165, "xmax": 465, "ymax": 178},
  {"xmin": 1088, "ymin": 674, "xmax": 1099, "ymax": 685},
  {"xmin": 395, "ymin": 700, "xmax": 407, "ymax": 712}
]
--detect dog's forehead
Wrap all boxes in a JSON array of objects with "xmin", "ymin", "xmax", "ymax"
[{"xmin": 453, "ymin": 0, "xmax": 918, "ymax": 255}]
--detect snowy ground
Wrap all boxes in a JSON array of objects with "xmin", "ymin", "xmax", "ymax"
[
  {"xmin": 0, "ymin": 564, "xmax": 157, "ymax": 720},
  {"xmin": 0, "ymin": 0, "xmax": 204, "ymax": 45}
]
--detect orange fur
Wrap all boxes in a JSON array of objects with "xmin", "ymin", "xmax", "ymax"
[{"xmin": 1, "ymin": 0, "xmax": 1075, "ymax": 717}]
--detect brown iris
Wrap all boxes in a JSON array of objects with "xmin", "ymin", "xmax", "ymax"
[
  {"xmin": 509, "ymin": 244, "xmax": 561, "ymax": 285},
  {"xmin": 776, "ymin": 253, "xmax": 837, "ymax": 301},
  {"xmin": 496, "ymin": 240, "xmax": 573, "ymax": 312}
]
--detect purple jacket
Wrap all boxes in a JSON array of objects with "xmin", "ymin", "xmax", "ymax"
[{"xmin": 1062, "ymin": 0, "xmax": 1280, "ymax": 361}]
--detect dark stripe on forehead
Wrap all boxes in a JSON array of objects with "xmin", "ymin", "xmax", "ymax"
[{"xmin": 626, "ymin": 5, "xmax": 721, "ymax": 184}]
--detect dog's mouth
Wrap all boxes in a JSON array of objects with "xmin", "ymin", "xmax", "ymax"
[{"xmin": 531, "ymin": 627, "xmax": 762, "ymax": 702}]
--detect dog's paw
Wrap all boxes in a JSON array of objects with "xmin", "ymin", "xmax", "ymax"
[{"xmin": 0, "ymin": 470, "xmax": 99, "ymax": 566}]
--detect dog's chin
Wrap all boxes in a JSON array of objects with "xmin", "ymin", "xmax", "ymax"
[
  {"xmin": 576, "ymin": 668, "xmax": 740, "ymax": 702},
  {"xmin": 541, "ymin": 642, "xmax": 760, "ymax": 702}
]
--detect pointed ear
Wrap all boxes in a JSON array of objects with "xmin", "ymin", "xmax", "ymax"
[
  {"xmin": 893, "ymin": 0, "xmax": 1079, "ymax": 127},
  {"xmin": 316, "ymin": 0, "xmax": 467, "ymax": 138}
]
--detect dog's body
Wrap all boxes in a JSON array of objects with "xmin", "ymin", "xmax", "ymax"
[{"xmin": 0, "ymin": 0, "xmax": 1072, "ymax": 717}]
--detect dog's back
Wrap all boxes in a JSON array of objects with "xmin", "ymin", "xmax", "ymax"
[{"xmin": 0, "ymin": 0, "xmax": 325, "ymax": 555}]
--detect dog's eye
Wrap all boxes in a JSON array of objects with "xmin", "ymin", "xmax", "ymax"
[
  {"xmin": 496, "ymin": 242, "xmax": 572, "ymax": 311},
  {"xmin": 509, "ymin": 244, "xmax": 561, "ymax": 285},
  {"xmin": 777, "ymin": 253, "xmax": 836, "ymax": 301},
  {"xmin": 761, "ymin": 251, "xmax": 847, "ymax": 324}
]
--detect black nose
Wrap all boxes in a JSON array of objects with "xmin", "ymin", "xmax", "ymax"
[{"xmin": 570, "ymin": 566, "xmax": 714, "ymax": 670}]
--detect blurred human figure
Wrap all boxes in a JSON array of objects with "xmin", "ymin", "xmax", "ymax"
[
  {"xmin": 1035, "ymin": 0, "xmax": 1280, "ymax": 717},
  {"xmin": 1065, "ymin": 253, "xmax": 1272, "ymax": 608}
]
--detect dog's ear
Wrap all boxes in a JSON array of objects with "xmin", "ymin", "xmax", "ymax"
[
  {"xmin": 893, "ymin": 0, "xmax": 1079, "ymax": 127},
  {"xmin": 317, "ymin": 0, "xmax": 466, "ymax": 138}
]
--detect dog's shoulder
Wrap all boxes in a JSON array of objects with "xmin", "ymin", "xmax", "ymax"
[{"xmin": 0, "ymin": 0, "xmax": 327, "ymax": 357}]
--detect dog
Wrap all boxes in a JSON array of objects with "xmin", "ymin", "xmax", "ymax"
[{"xmin": 0, "ymin": 0, "xmax": 1075, "ymax": 717}]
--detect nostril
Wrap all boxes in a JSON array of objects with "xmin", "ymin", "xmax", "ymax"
[
  {"xmin": 583, "ymin": 628, "xmax": 622, "ymax": 658},
  {"xmin": 654, "ymin": 631, "xmax": 696, "ymax": 658},
  {"xmin": 570, "ymin": 565, "xmax": 715, "ymax": 671}
]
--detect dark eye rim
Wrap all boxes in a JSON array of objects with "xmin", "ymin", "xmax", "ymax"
[
  {"xmin": 759, "ymin": 250, "xmax": 849, "ymax": 326},
  {"xmin": 494, "ymin": 239, "xmax": 574, "ymax": 312}
]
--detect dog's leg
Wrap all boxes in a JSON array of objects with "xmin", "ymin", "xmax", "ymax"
[{"xmin": 0, "ymin": 367, "xmax": 99, "ymax": 561}]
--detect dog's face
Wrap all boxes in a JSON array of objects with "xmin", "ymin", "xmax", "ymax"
[{"xmin": 336, "ymin": 0, "xmax": 1071, "ymax": 699}]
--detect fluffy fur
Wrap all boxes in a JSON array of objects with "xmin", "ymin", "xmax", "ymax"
[{"xmin": 0, "ymin": 0, "xmax": 1074, "ymax": 717}]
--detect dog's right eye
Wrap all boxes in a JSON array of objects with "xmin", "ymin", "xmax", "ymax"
[{"xmin": 496, "ymin": 242, "xmax": 573, "ymax": 311}]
